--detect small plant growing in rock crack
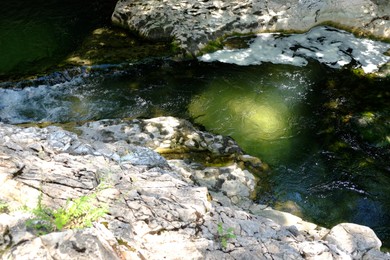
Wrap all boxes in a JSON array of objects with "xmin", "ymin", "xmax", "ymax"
[
  {"xmin": 217, "ymin": 222, "xmax": 236, "ymax": 249},
  {"xmin": 26, "ymin": 192, "xmax": 108, "ymax": 235},
  {"xmin": 0, "ymin": 201, "xmax": 9, "ymax": 213}
]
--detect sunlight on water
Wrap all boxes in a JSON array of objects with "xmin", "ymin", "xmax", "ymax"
[
  {"xmin": 188, "ymin": 64, "xmax": 319, "ymax": 162},
  {"xmin": 229, "ymin": 95, "xmax": 288, "ymax": 140},
  {"xmin": 189, "ymin": 86, "xmax": 291, "ymax": 141}
]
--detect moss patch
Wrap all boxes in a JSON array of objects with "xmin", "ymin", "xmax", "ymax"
[{"xmin": 61, "ymin": 26, "xmax": 176, "ymax": 67}]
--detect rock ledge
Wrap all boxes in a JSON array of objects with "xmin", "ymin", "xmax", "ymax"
[{"xmin": 112, "ymin": 0, "xmax": 390, "ymax": 54}]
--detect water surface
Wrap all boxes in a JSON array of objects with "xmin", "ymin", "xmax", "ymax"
[
  {"xmin": 189, "ymin": 62, "xmax": 390, "ymax": 247},
  {"xmin": 0, "ymin": 0, "xmax": 117, "ymax": 77}
]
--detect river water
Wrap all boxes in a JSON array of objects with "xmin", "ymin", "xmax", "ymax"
[
  {"xmin": 0, "ymin": 0, "xmax": 117, "ymax": 78},
  {"xmin": 1, "ymin": 0, "xmax": 390, "ymax": 249}
]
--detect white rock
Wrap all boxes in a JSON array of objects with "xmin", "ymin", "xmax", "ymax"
[{"xmin": 325, "ymin": 223, "xmax": 382, "ymax": 258}]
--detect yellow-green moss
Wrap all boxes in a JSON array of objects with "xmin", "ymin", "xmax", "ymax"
[
  {"xmin": 61, "ymin": 26, "xmax": 175, "ymax": 68},
  {"xmin": 317, "ymin": 21, "xmax": 390, "ymax": 43},
  {"xmin": 198, "ymin": 37, "xmax": 224, "ymax": 55}
]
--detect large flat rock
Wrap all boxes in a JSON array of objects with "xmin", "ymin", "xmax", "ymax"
[{"xmin": 112, "ymin": 0, "xmax": 390, "ymax": 54}]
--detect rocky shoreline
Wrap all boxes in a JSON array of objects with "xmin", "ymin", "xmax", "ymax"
[
  {"xmin": 1, "ymin": 117, "xmax": 388, "ymax": 259},
  {"xmin": 1, "ymin": 1, "xmax": 390, "ymax": 259}
]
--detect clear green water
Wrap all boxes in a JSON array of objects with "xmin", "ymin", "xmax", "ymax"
[
  {"xmin": 187, "ymin": 63, "xmax": 390, "ymax": 247},
  {"xmin": 1, "ymin": 0, "xmax": 390, "ymax": 250}
]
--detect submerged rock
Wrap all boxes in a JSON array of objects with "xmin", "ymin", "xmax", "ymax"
[{"xmin": 0, "ymin": 117, "xmax": 389, "ymax": 259}]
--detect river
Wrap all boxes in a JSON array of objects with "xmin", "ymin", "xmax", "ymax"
[{"xmin": 1, "ymin": 0, "xmax": 390, "ymax": 249}]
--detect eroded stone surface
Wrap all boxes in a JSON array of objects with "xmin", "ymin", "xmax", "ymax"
[
  {"xmin": 325, "ymin": 223, "xmax": 384, "ymax": 259},
  {"xmin": 0, "ymin": 117, "xmax": 389, "ymax": 259},
  {"xmin": 112, "ymin": 0, "xmax": 390, "ymax": 54}
]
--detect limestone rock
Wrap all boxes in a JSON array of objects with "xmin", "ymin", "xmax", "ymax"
[
  {"xmin": 2, "ymin": 226, "xmax": 121, "ymax": 260},
  {"xmin": 0, "ymin": 118, "xmax": 389, "ymax": 259},
  {"xmin": 325, "ymin": 223, "xmax": 384, "ymax": 259},
  {"xmin": 112, "ymin": 0, "xmax": 390, "ymax": 54},
  {"xmin": 78, "ymin": 117, "xmax": 244, "ymax": 157}
]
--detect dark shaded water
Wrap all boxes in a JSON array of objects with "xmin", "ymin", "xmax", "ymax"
[
  {"xmin": 1, "ymin": 0, "xmax": 390, "ymax": 249},
  {"xmin": 0, "ymin": 0, "xmax": 117, "ymax": 78}
]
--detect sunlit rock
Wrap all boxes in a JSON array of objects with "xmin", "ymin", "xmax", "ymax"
[
  {"xmin": 325, "ymin": 223, "xmax": 382, "ymax": 259},
  {"xmin": 112, "ymin": 0, "xmax": 390, "ymax": 55},
  {"xmin": 200, "ymin": 26, "xmax": 390, "ymax": 73},
  {"xmin": 1, "ymin": 119, "xmax": 389, "ymax": 259}
]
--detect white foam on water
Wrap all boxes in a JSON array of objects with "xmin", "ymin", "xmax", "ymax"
[
  {"xmin": 0, "ymin": 83, "xmax": 74, "ymax": 124},
  {"xmin": 0, "ymin": 75, "xmax": 108, "ymax": 124},
  {"xmin": 199, "ymin": 26, "xmax": 390, "ymax": 73}
]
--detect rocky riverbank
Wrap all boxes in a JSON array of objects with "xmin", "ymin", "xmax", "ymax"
[
  {"xmin": 112, "ymin": 0, "xmax": 390, "ymax": 55},
  {"xmin": 0, "ymin": 117, "xmax": 388, "ymax": 259}
]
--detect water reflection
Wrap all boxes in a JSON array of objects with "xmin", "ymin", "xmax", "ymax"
[{"xmin": 189, "ymin": 64, "xmax": 320, "ymax": 163}]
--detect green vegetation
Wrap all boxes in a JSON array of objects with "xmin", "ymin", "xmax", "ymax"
[
  {"xmin": 217, "ymin": 223, "xmax": 236, "ymax": 249},
  {"xmin": 170, "ymin": 39, "xmax": 182, "ymax": 54},
  {"xmin": 0, "ymin": 201, "xmax": 9, "ymax": 213},
  {"xmin": 63, "ymin": 27, "xmax": 175, "ymax": 67},
  {"xmin": 26, "ymin": 193, "xmax": 108, "ymax": 235},
  {"xmin": 198, "ymin": 37, "xmax": 224, "ymax": 55}
]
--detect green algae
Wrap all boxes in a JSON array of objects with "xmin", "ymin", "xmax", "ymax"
[{"xmin": 61, "ymin": 27, "xmax": 176, "ymax": 67}]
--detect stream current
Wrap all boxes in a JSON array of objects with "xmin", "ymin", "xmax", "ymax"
[{"xmin": 1, "ymin": 0, "xmax": 390, "ymax": 249}]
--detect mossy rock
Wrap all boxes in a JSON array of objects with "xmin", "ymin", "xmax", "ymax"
[{"xmin": 62, "ymin": 26, "xmax": 177, "ymax": 67}]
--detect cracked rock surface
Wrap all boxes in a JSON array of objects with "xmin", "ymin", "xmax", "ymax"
[
  {"xmin": 0, "ymin": 117, "xmax": 389, "ymax": 259},
  {"xmin": 112, "ymin": 0, "xmax": 390, "ymax": 54}
]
